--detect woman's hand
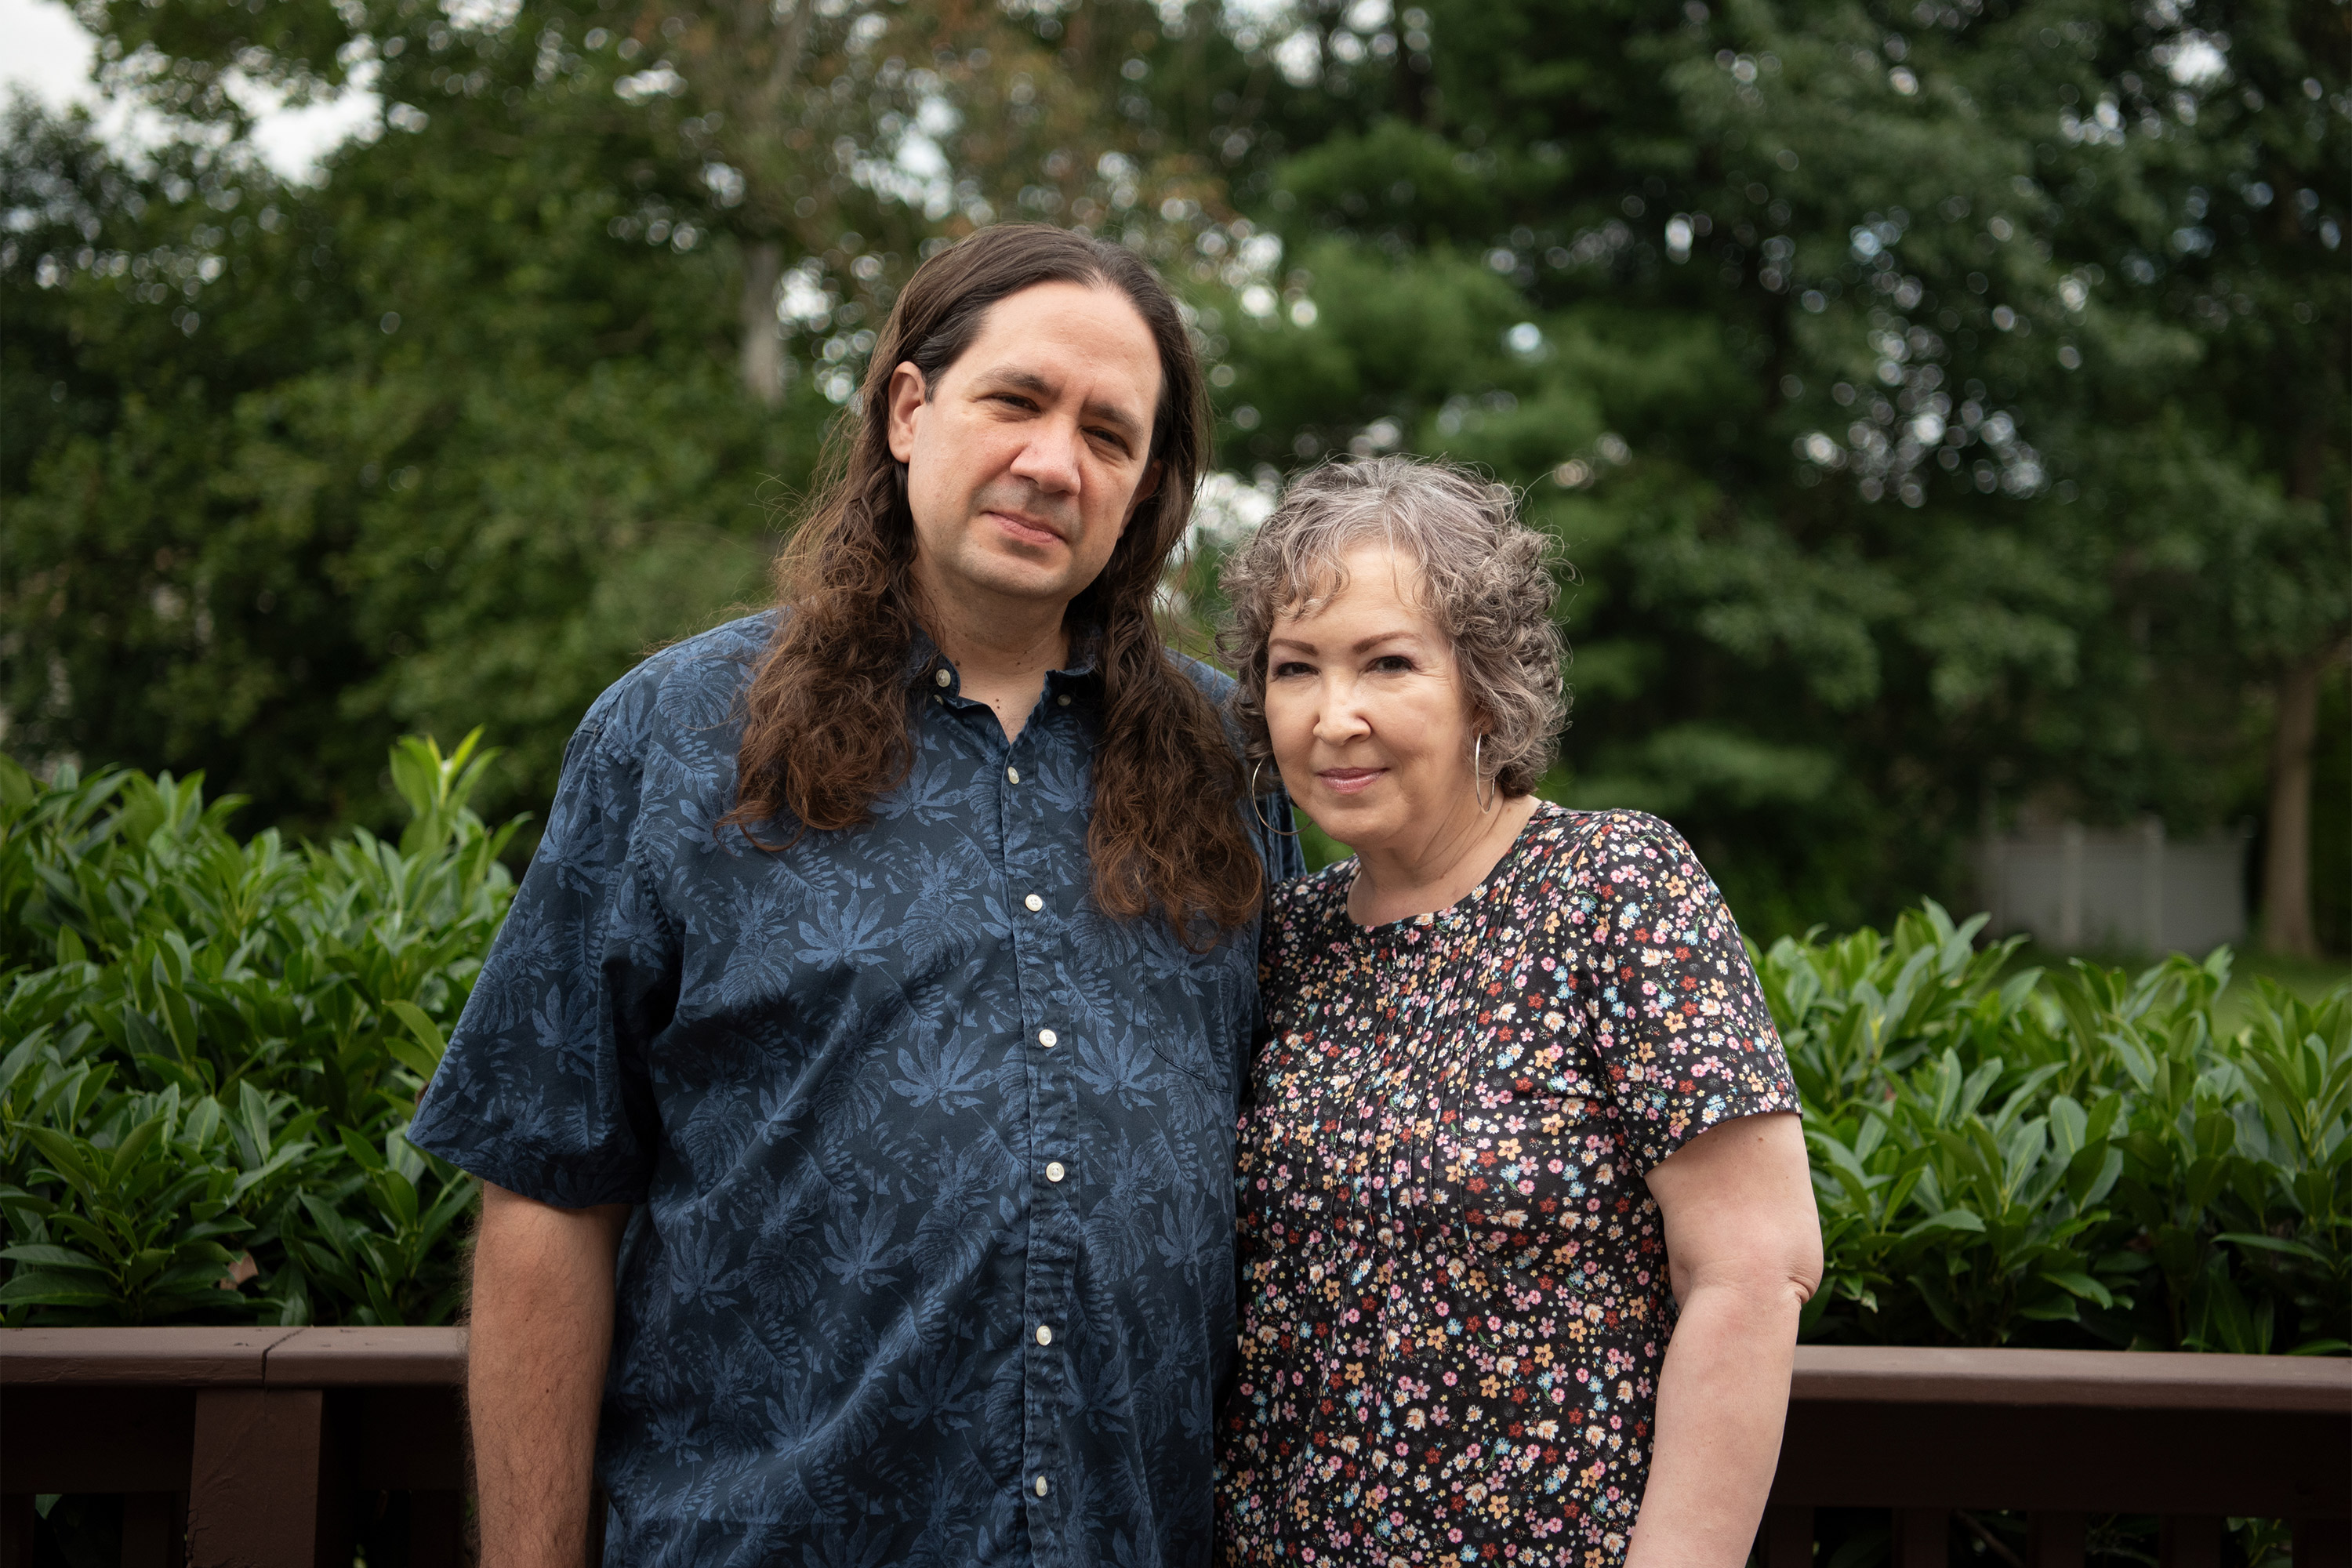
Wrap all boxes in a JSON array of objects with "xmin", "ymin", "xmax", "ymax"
[{"xmin": 1628, "ymin": 1111, "xmax": 1823, "ymax": 1568}]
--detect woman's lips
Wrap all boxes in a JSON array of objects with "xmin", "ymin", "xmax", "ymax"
[{"xmin": 1316, "ymin": 767, "xmax": 1385, "ymax": 795}]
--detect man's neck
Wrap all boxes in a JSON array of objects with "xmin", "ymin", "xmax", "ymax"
[{"xmin": 918, "ymin": 586, "xmax": 1071, "ymax": 745}]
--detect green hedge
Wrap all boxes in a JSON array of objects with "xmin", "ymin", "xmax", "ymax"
[
  {"xmin": 0, "ymin": 737, "xmax": 512, "ymax": 1326},
  {"xmin": 2, "ymin": 746, "xmax": 2345, "ymax": 1349}
]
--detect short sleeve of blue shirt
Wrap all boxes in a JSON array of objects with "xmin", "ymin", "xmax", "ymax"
[{"xmin": 409, "ymin": 695, "xmax": 679, "ymax": 1208}]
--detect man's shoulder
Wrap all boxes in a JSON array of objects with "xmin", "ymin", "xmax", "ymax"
[
  {"xmin": 575, "ymin": 611, "xmax": 776, "ymax": 762},
  {"xmin": 1166, "ymin": 650, "xmax": 1238, "ymax": 706}
]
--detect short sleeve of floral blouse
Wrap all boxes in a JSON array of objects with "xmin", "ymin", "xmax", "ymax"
[{"xmin": 1566, "ymin": 809, "xmax": 1799, "ymax": 1174}]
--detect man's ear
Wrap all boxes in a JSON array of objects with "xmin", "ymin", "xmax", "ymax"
[
  {"xmin": 1120, "ymin": 458, "xmax": 1165, "ymax": 535},
  {"xmin": 885, "ymin": 362, "xmax": 927, "ymax": 463}
]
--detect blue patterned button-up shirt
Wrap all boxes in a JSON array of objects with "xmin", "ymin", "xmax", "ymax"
[{"xmin": 409, "ymin": 613, "xmax": 1302, "ymax": 1568}]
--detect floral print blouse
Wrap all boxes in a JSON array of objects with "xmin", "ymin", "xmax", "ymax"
[{"xmin": 1216, "ymin": 805, "xmax": 1798, "ymax": 1568}]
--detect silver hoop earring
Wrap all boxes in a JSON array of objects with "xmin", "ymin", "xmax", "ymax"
[
  {"xmin": 1250, "ymin": 760, "xmax": 1300, "ymax": 837},
  {"xmin": 1473, "ymin": 734, "xmax": 1495, "ymax": 814}
]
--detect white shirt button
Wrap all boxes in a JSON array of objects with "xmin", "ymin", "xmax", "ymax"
[
  {"xmin": 1037, "ymin": 1029, "xmax": 1057, "ymax": 1048},
  {"xmin": 1024, "ymin": 893, "xmax": 1044, "ymax": 913},
  {"xmin": 1057, "ymin": 694, "xmax": 1071, "ymax": 706},
  {"xmin": 1006, "ymin": 766, "xmax": 1021, "ymax": 784},
  {"xmin": 1034, "ymin": 1475, "xmax": 1050, "ymax": 1497},
  {"xmin": 1046, "ymin": 1160, "xmax": 1066, "ymax": 1182},
  {"xmin": 934, "ymin": 668, "xmax": 952, "ymax": 688},
  {"xmin": 1035, "ymin": 1324, "xmax": 1053, "ymax": 1345}
]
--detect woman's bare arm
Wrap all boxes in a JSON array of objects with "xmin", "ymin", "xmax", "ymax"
[
  {"xmin": 470, "ymin": 1181, "xmax": 632, "ymax": 1568},
  {"xmin": 1626, "ymin": 1111, "xmax": 1823, "ymax": 1568}
]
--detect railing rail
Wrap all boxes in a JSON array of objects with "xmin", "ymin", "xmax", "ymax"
[{"xmin": 2, "ymin": 1331, "xmax": 2347, "ymax": 1568}]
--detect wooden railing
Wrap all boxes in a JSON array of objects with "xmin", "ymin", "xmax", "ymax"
[{"xmin": 2, "ymin": 1331, "xmax": 2347, "ymax": 1568}]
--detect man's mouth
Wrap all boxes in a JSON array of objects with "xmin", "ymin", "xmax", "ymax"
[{"xmin": 986, "ymin": 509, "xmax": 1066, "ymax": 548}]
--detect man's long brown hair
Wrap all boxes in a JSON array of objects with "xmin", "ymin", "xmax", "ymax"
[{"xmin": 722, "ymin": 224, "xmax": 1264, "ymax": 944}]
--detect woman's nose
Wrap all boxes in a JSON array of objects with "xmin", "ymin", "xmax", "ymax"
[{"xmin": 1311, "ymin": 683, "xmax": 1370, "ymax": 742}]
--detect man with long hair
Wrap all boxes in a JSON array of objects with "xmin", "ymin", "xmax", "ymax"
[{"xmin": 411, "ymin": 225, "xmax": 1302, "ymax": 1566}]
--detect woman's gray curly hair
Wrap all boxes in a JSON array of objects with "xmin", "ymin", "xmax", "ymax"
[{"xmin": 1217, "ymin": 454, "xmax": 1568, "ymax": 799}]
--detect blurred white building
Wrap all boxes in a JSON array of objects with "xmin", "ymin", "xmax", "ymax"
[{"xmin": 1976, "ymin": 818, "xmax": 2250, "ymax": 956}]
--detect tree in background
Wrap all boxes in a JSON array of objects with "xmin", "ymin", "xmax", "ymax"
[{"xmin": 3, "ymin": 0, "xmax": 2343, "ymax": 942}]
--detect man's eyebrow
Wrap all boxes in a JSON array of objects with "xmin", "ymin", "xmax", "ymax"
[{"xmin": 975, "ymin": 367, "xmax": 1147, "ymax": 442}]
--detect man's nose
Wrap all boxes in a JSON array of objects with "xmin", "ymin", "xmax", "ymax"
[{"xmin": 1008, "ymin": 417, "xmax": 1084, "ymax": 495}]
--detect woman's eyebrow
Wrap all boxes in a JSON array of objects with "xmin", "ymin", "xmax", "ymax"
[{"xmin": 1266, "ymin": 629, "xmax": 1423, "ymax": 655}]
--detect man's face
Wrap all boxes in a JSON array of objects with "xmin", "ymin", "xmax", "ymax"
[{"xmin": 887, "ymin": 280, "xmax": 1165, "ymax": 621}]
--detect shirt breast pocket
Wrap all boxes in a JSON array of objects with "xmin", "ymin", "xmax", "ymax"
[{"xmin": 1134, "ymin": 935, "xmax": 1254, "ymax": 1096}]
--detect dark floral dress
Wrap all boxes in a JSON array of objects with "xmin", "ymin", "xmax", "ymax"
[{"xmin": 1215, "ymin": 805, "xmax": 1798, "ymax": 1568}]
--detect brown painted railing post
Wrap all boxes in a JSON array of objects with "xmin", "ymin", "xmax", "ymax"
[
  {"xmin": 1893, "ymin": 1508, "xmax": 1947, "ymax": 1568},
  {"xmin": 2158, "ymin": 1515, "xmax": 2220, "ymax": 1568},
  {"xmin": 2027, "ymin": 1511, "xmax": 2084, "ymax": 1568},
  {"xmin": 1755, "ymin": 1504, "xmax": 1813, "ymax": 1568},
  {"xmin": 0, "ymin": 1495, "xmax": 33, "ymax": 1568},
  {"xmin": 2296, "ymin": 1517, "xmax": 2352, "ymax": 1568},
  {"xmin": 410, "ymin": 1493, "xmax": 467, "ymax": 1568},
  {"xmin": 187, "ymin": 1388, "xmax": 347, "ymax": 1568},
  {"xmin": 121, "ymin": 1492, "xmax": 188, "ymax": 1568}
]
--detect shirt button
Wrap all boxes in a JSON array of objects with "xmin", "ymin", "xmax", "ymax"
[
  {"xmin": 1024, "ymin": 893, "xmax": 1044, "ymax": 912},
  {"xmin": 1057, "ymin": 694, "xmax": 1071, "ymax": 706},
  {"xmin": 1007, "ymin": 766, "xmax": 1021, "ymax": 784},
  {"xmin": 1046, "ymin": 1160, "xmax": 1066, "ymax": 1182},
  {"xmin": 1034, "ymin": 1475, "xmax": 1050, "ymax": 1498},
  {"xmin": 1035, "ymin": 1324, "xmax": 1053, "ymax": 1345},
  {"xmin": 934, "ymin": 668, "xmax": 952, "ymax": 688},
  {"xmin": 1037, "ymin": 1029, "xmax": 1057, "ymax": 1048}
]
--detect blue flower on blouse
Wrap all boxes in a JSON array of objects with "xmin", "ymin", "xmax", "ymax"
[{"xmin": 409, "ymin": 612, "xmax": 1303, "ymax": 1568}]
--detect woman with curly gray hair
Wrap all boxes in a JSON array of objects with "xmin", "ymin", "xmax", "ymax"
[{"xmin": 1214, "ymin": 455, "xmax": 1820, "ymax": 1568}]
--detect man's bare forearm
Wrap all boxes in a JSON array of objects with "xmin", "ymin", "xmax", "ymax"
[{"xmin": 470, "ymin": 1182, "xmax": 630, "ymax": 1568}]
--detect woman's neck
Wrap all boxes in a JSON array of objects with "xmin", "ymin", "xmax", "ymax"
[{"xmin": 1347, "ymin": 793, "xmax": 1543, "ymax": 927}]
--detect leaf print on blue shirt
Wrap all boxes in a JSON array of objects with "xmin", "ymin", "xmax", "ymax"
[
  {"xmin": 888, "ymin": 1034, "xmax": 990, "ymax": 1112},
  {"xmin": 820, "ymin": 1199, "xmax": 916, "ymax": 1294}
]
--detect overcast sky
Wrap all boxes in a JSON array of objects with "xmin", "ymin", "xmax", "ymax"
[{"xmin": 2, "ymin": 0, "xmax": 380, "ymax": 179}]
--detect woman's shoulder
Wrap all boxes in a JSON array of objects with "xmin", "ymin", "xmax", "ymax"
[{"xmin": 1519, "ymin": 803, "xmax": 1704, "ymax": 880}]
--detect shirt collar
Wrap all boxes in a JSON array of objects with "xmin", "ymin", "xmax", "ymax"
[{"xmin": 906, "ymin": 624, "xmax": 1106, "ymax": 701}]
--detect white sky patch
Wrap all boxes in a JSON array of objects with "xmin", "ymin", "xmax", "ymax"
[
  {"xmin": 1188, "ymin": 470, "xmax": 1278, "ymax": 553},
  {"xmin": 442, "ymin": 0, "xmax": 522, "ymax": 31},
  {"xmin": 1220, "ymin": 0, "xmax": 1301, "ymax": 31},
  {"xmin": 2157, "ymin": 31, "xmax": 2228, "ymax": 88},
  {"xmin": 0, "ymin": 0, "xmax": 380, "ymax": 181},
  {"xmin": 614, "ymin": 64, "xmax": 687, "ymax": 103},
  {"xmin": 1271, "ymin": 29, "xmax": 1322, "ymax": 85},
  {"xmin": 776, "ymin": 260, "xmax": 837, "ymax": 329}
]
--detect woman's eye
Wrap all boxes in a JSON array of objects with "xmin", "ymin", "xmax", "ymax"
[
  {"xmin": 1271, "ymin": 661, "xmax": 1312, "ymax": 679},
  {"xmin": 1371, "ymin": 655, "xmax": 1414, "ymax": 673}
]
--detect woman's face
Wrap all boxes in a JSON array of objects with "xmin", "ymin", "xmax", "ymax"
[{"xmin": 1262, "ymin": 543, "xmax": 1480, "ymax": 855}]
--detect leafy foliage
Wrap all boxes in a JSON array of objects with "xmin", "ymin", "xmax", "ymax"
[
  {"xmin": 3, "ymin": 0, "xmax": 2343, "ymax": 934},
  {"xmin": 1767, "ymin": 903, "xmax": 2349, "ymax": 1352},
  {"xmin": 0, "ymin": 735, "xmax": 511, "ymax": 1325},
  {"xmin": 2, "ymin": 749, "xmax": 2343, "ymax": 1348}
]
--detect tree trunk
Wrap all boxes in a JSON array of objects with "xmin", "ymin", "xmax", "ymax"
[
  {"xmin": 2263, "ymin": 643, "xmax": 2346, "ymax": 956},
  {"xmin": 739, "ymin": 238, "xmax": 784, "ymax": 406}
]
